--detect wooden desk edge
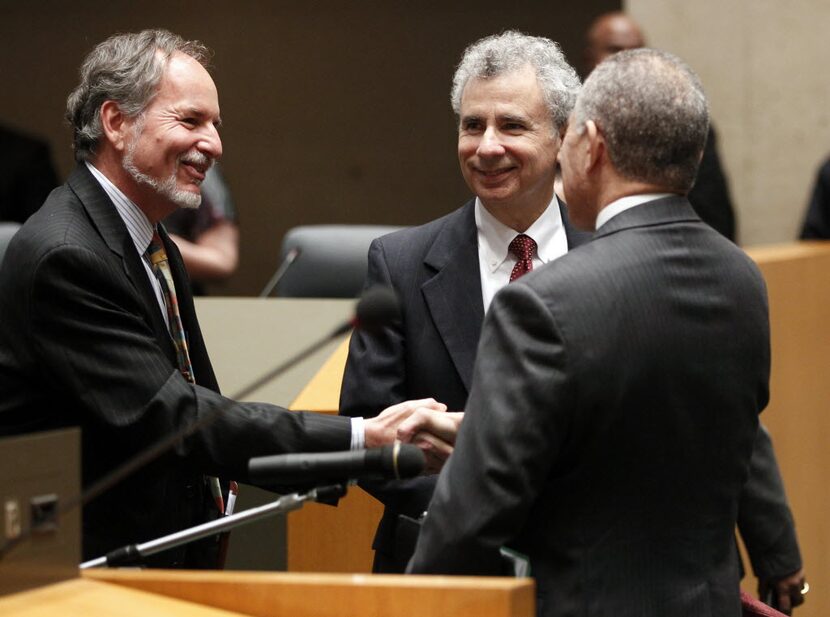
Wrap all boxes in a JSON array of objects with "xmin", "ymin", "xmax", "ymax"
[{"xmin": 83, "ymin": 569, "xmax": 536, "ymax": 617}]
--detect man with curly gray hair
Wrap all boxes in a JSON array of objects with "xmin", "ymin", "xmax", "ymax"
[
  {"xmin": 340, "ymin": 31, "xmax": 591, "ymax": 572},
  {"xmin": 409, "ymin": 48, "xmax": 771, "ymax": 617}
]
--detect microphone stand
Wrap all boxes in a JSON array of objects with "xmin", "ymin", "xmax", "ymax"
[
  {"xmin": 79, "ymin": 484, "xmax": 347, "ymax": 569},
  {"xmin": 258, "ymin": 247, "xmax": 301, "ymax": 297}
]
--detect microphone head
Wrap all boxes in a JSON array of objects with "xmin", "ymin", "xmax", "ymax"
[
  {"xmin": 355, "ymin": 286, "xmax": 400, "ymax": 334},
  {"xmin": 394, "ymin": 443, "xmax": 425, "ymax": 479}
]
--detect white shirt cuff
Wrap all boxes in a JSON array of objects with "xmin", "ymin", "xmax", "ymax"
[{"xmin": 350, "ymin": 416, "xmax": 365, "ymax": 451}]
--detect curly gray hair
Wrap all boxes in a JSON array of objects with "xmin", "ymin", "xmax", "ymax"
[
  {"xmin": 571, "ymin": 48, "xmax": 709, "ymax": 192},
  {"xmin": 65, "ymin": 29, "xmax": 211, "ymax": 162},
  {"xmin": 451, "ymin": 30, "xmax": 581, "ymax": 131}
]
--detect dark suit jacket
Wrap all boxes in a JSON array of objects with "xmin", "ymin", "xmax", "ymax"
[
  {"xmin": 800, "ymin": 155, "xmax": 830, "ymax": 239},
  {"xmin": 339, "ymin": 198, "xmax": 591, "ymax": 571},
  {"xmin": 408, "ymin": 197, "xmax": 769, "ymax": 617},
  {"xmin": 688, "ymin": 125, "xmax": 736, "ymax": 241},
  {"xmin": 0, "ymin": 164, "xmax": 351, "ymax": 566}
]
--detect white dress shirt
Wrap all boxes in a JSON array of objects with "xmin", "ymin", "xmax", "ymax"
[
  {"xmin": 595, "ymin": 193, "xmax": 674, "ymax": 229},
  {"xmin": 475, "ymin": 195, "xmax": 569, "ymax": 312}
]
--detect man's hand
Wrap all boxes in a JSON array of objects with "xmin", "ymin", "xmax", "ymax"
[
  {"xmin": 759, "ymin": 569, "xmax": 807, "ymax": 615},
  {"xmin": 363, "ymin": 398, "xmax": 447, "ymax": 449},
  {"xmin": 397, "ymin": 409, "xmax": 464, "ymax": 474}
]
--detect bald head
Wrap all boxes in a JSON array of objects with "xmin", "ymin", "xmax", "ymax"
[{"xmin": 584, "ymin": 12, "xmax": 645, "ymax": 74}]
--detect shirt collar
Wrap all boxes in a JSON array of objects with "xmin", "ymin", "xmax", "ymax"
[
  {"xmin": 475, "ymin": 194, "xmax": 564, "ymax": 273},
  {"xmin": 85, "ymin": 161, "xmax": 155, "ymax": 255},
  {"xmin": 595, "ymin": 193, "xmax": 674, "ymax": 229}
]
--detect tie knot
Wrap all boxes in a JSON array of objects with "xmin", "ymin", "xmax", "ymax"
[
  {"xmin": 508, "ymin": 234, "xmax": 536, "ymax": 282},
  {"xmin": 146, "ymin": 231, "xmax": 167, "ymax": 268},
  {"xmin": 508, "ymin": 234, "xmax": 536, "ymax": 261}
]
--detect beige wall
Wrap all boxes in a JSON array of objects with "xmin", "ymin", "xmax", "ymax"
[
  {"xmin": 626, "ymin": 0, "xmax": 830, "ymax": 246},
  {"xmin": 0, "ymin": 1, "xmax": 615, "ymax": 296}
]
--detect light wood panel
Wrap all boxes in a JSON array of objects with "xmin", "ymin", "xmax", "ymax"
[
  {"xmin": 290, "ymin": 337, "xmax": 351, "ymax": 412},
  {"xmin": 0, "ymin": 578, "xmax": 248, "ymax": 617},
  {"xmin": 84, "ymin": 569, "xmax": 535, "ymax": 617},
  {"xmin": 287, "ymin": 335, "xmax": 382, "ymax": 573},
  {"xmin": 742, "ymin": 241, "xmax": 830, "ymax": 617}
]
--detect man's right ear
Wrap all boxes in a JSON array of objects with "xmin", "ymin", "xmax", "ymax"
[
  {"xmin": 99, "ymin": 101, "xmax": 128, "ymax": 153},
  {"xmin": 584, "ymin": 120, "xmax": 605, "ymax": 173}
]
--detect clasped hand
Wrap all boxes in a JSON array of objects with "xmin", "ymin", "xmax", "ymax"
[{"xmin": 362, "ymin": 398, "xmax": 463, "ymax": 474}]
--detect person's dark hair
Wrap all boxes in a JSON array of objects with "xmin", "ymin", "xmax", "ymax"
[
  {"xmin": 65, "ymin": 29, "xmax": 211, "ymax": 162},
  {"xmin": 571, "ymin": 48, "xmax": 709, "ymax": 192},
  {"xmin": 451, "ymin": 30, "xmax": 581, "ymax": 131}
]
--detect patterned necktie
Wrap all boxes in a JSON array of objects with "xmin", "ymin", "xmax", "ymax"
[
  {"xmin": 508, "ymin": 234, "xmax": 537, "ymax": 282},
  {"xmin": 146, "ymin": 231, "xmax": 195, "ymax": 384},
  {"xmin": 146, "ymin": 231, "xmax": 226, "ymax": 516}
]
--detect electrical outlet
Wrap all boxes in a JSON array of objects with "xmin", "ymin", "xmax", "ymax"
[{"xmin": 30, "ymin": 494, "xmax": 58, "ymax": 534}]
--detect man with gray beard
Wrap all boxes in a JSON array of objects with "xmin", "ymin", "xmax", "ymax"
[{"xmin": 0, "ymin": 29, "xmax": 443, "ymax": 568}]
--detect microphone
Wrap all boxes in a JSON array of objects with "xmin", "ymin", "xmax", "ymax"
[
  {"xmin": 349, "ymin": 285, "xmax": 399, "ymax": 334},
  {"xmin": 258, "ymin": 247, "xmax": 301, "ymax": 298},
  {"xmin": 249, "ymin": 443, "xmax": 425, "ymax": 484}
]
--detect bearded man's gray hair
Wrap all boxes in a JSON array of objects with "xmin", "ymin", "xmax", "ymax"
[{"xmin": 66, "ymin": 29, "xmax": 211, "ymax": 162}]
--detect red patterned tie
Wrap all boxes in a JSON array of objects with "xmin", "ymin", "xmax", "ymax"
[{"xmin": 509, "ymin": 234, "xmax": 537, "ymax": 282}]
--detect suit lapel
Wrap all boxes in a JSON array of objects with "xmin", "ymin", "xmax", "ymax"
[
  {"xmin": 67, "ymin": 164, "xmax": 177, "ymax": 364},
  {"xmin": 421, "ymin": 201, "xmax": 483, "ymax": 392},
  {"xmin": 418, "ymin": 198, "xmax": 592, "ymax": 392}
]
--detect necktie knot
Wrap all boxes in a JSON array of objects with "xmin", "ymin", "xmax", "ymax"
[
  {"xmin": 146, "ymin": 231, "xmax": 167, "ymax": 270},
  {"xmin": 508, "ymin": 234, "xmax": 537, "ymax": 282}
]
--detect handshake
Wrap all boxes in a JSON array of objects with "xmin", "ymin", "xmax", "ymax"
[{"xmin": 363, "ymin": 398, "xmax": 463, "ymax": 474}]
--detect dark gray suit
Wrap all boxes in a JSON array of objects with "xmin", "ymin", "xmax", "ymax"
[
  {"xmin": 408, "ymin": 197, "xmax": 769, "ymax": 617},
  {"xmin": 0, "ymin": 164, "xmax": 351, "ymax": 566},
  {"xmin": 340, "ymin": 198, "xmax": 591, "ymax": 571}
]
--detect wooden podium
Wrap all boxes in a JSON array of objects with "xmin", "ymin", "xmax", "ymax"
[
  {"xmin": 83, "ymin": 569, "xmax": 534, "ymax": 617},
  {"xmin": 0, "ymin": 570, "xmax": 534, "ymax": 617}
]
